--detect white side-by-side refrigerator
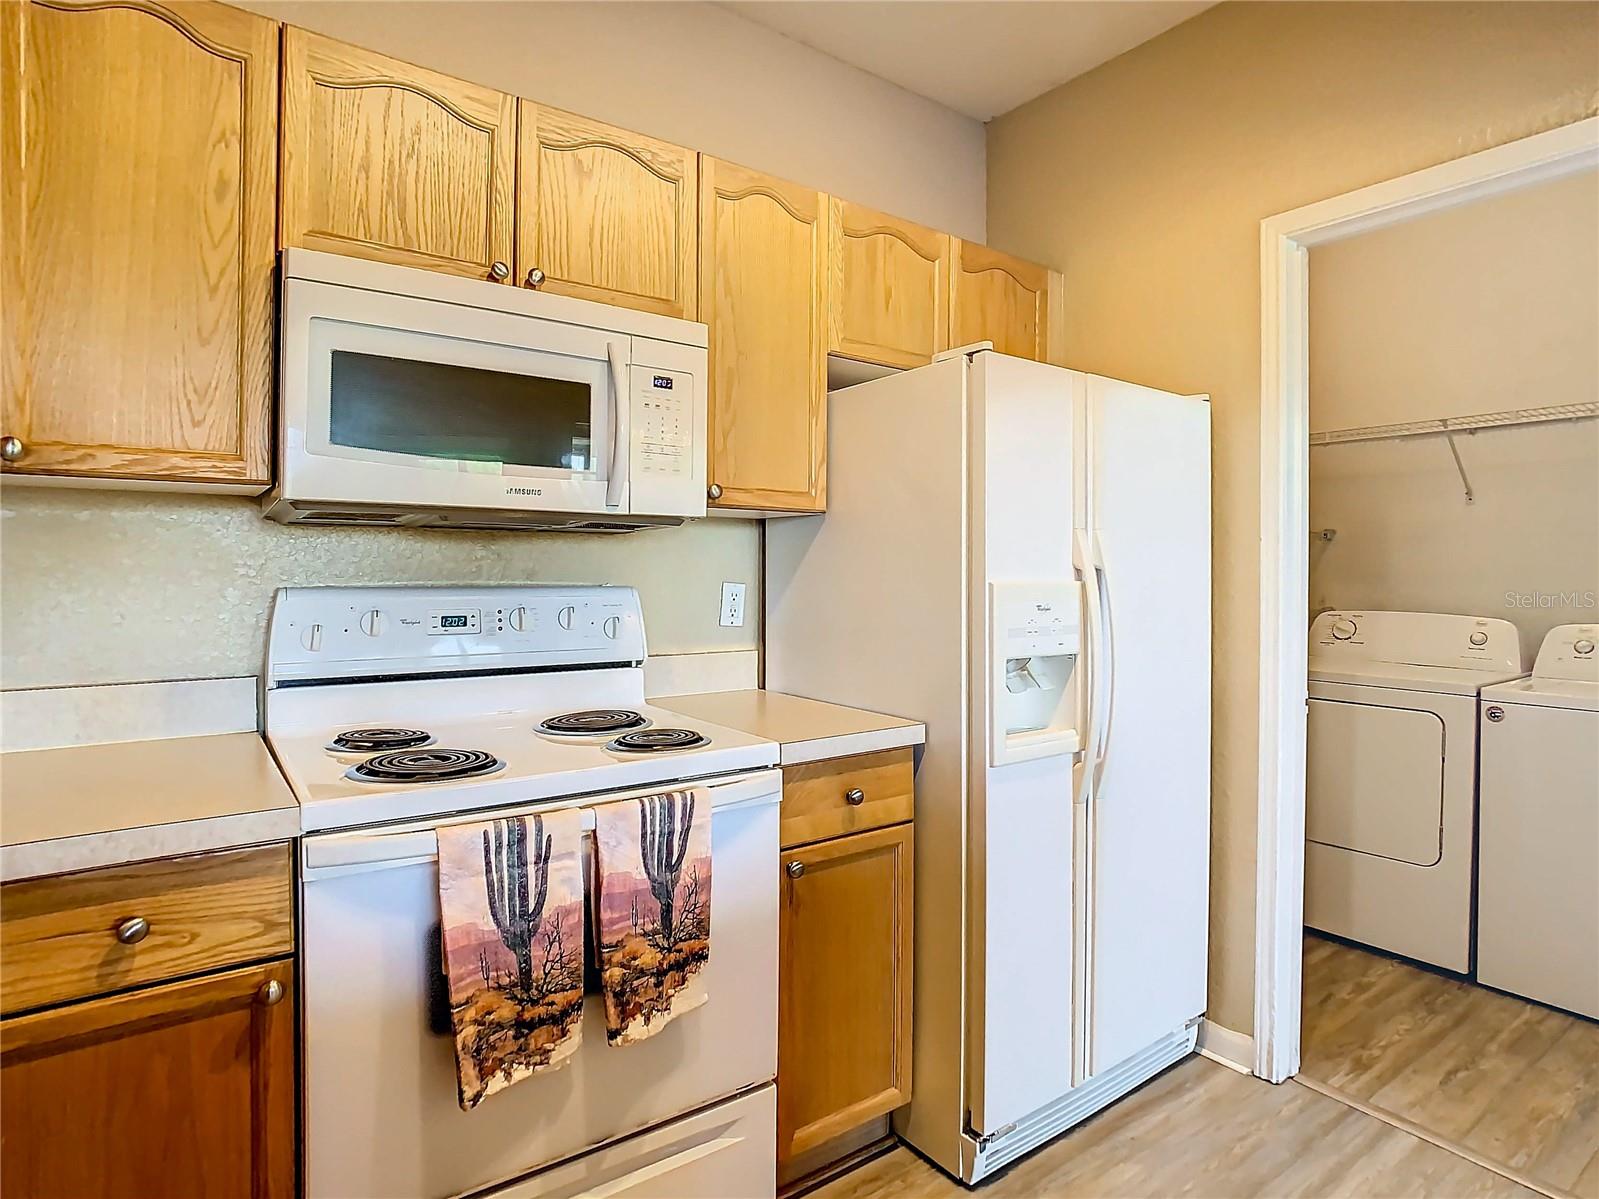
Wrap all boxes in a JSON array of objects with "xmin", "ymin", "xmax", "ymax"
[{"xmin": 766, "ymin": 349, "xmax": 1211, "ymax": 1183}]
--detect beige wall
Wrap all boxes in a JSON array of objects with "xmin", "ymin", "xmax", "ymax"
[
  {"xmin": 986, "ymin": 1, "xmax": 1599, "ymax": 1033},
  {"xmin": 0, "ymin": 0, "xmax": 985, "ymax": 694},
  {"xmin": 1310, "ymin": 170, "xmax": 1599, "ymax": 661},
  {"xmin": 233, "ymin": 0, "xmax": 986, "ymax": 240}
]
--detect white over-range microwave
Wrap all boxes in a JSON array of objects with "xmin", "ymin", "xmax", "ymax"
[{"xmin": 265, "ymin": 250, "xmax": 708, "ymax": 531}]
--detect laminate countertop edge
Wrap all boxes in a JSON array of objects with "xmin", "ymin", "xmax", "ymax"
[
  {"xmin": 0, "ymin": 807, "xmax": 302, "ymax": 883},
  {"xmin": 654, "ymin": 689, "xmax": 925, "ymax": 767}
]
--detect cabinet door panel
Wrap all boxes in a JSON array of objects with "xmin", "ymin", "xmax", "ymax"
[
  {"xmin": 828, "ymin": 199, "xmax": 949, "ymax": 369},
  {"xmin": 0, "ymin": 959, "xmax": 295, "ymax": 1199},
  {"xmin": 778, "ymin": 823, "xmax": 912, "ymax": 1160},
  {"xmin": 700, "ymin": 158, "xmax": 827, "ymax": 512},
  {"xmin": 518, "ymin": 104, "xmax": 697, "ymax": 318},
  {"xmin": 950, "ymin": 240, "xmax": 1052, "ymax": 362},
  {"xmin": 0, "ymin": 0, "xmax": 275, "ymax": 485},
  {"xmin": 281, "ymin": 28, "xmax": 515, "ymax": 279}
]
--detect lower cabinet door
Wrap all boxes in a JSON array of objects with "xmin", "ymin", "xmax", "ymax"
[
  {"xmin": 0, "ymin": 958, "xmax": 295, "ymax": 1199},
  {"xmin": 778, "ymin": 823, "xmax": 912, "ymax": 1160}
]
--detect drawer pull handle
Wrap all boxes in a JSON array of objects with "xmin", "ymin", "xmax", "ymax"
[
  {"xmin": 114, "ymin": 916, "xmax": 150, "ymax": 945},
  {"xmin": 785, "ymin": 861, "xmax": 805, "ymax": 880},
  {"xmin": 844, "ymin": 788, "xmax": 866, "ymax": 806},
  {"xmin": 257, "ymin": 979, "xmax": 285, "ymax": 1007}
]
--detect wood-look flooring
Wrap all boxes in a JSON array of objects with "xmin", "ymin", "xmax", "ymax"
[
  {"xmin": 811, "ymin": 1056, "xmax": 1539, "ymax": 1199},
  {"xmin": 1301, "ymin": 933, "xmax": 1599, "ymax": 1198}
]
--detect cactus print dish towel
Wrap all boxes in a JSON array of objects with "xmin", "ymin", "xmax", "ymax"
[
  {"xmin": 437, "ymin": 809, "xmax": 585, "ymax": 1110},
  {"xmin": 593, "ymin": 790, "xmax": 712, "ymax": 1045}
]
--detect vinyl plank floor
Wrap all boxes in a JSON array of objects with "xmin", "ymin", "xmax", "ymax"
[
  {"xmin": 811, "ymin": 1057, "xmax": 1538, "ymax": 1199},
  {"xmin": 1301, "ymin": 933, "xmax": 1599, "ymax": 1197}
]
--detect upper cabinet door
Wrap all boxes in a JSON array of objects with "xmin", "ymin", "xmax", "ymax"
[
  {"xmin": 281, "ymin": 28, "xmax": 516, "ymax": 281},
  {"xmin": 700, "ymin": 158, "xmax": 827, "ymax": 513},
  {"xmin": 950, "ymin": 240, "xmax": 1052, "ymax": 362},
  {"xmin": 0, "ymin": 0, "xmax": 276, "ymax": 487},
  {"xmin": 828, "ymin": 199, "xmax": 950, "ymax": 369},
  {"xmin": 517, "ymin": 104, "xmax": 697, "ymax": 319}
]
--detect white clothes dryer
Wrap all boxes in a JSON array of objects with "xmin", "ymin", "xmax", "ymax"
[{"xmin": 1306, "ymin": 611, "xmax": 1526, "ymax": 972}]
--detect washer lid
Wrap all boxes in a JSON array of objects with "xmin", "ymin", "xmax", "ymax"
[
  {"xmin": 1310, "ymin": 659, "xmax": 1530, "ymax": 696},
  {"xmin": 1480, "ymin": 676, "xmax": 1599, "ymax": 711},
  {"xmin": 1481, "ymin": 624, "xmax": 1599, "ymax": 711}
]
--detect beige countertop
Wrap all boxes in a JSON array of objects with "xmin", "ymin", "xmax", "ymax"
[
  {"xmin": 656, "ymin": 689, "xmax": 924, "ymax": 766},
  {"xmin": 1, "ymin": 733, "xmax": 299, "ymax": 881}
]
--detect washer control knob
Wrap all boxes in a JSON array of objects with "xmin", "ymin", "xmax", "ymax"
[
  {"xmin": 300, "ymin": 623, "xmax": 323, "ymax": 652},
  {"xmin": 603, "ymin": 616, "xmax": 622, "ymax": 640},
  {"xmin": 1469, "ymin": 631, "xmax": 1489, "ymax": 647},
  {"xmin": 1575, "ymin": 638, "xmax": 1596, "ymax": 656},
  {"xmin": 359, "ymin": 609, "xmax": 384, "ymax": 637},
  {"xmin": 1331, "ymin": 618, "xmax": 1357, "ymax": 641},
  {"xmin": 508, "ymin": 606, "xmax": 529, "ymax": 633},
  {"xmin": 557, "ymin": 605, "xmax": 576, "ymax": 631}
]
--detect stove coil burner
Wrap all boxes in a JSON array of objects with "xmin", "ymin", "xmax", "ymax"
[
  {"xmin": 329, "ymin": 727, "xmax": 433, "ymax": 753},
  {"xmin": 606, "ymin": 728, "xmax": 710, "ymax": 754},
  {"xmin": 348, "ymin": 748, "xmax": 504, "ymax": 783},
  {"xmin": 538, "ymin": 709, "xmax": 649, "ymax": 738}
]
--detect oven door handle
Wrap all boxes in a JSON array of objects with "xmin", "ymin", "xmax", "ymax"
[
  {"xmin": 605, "ymin": 340, "xmax": 629, "ymax": 509},
  {"xmin": 301, "ymin": 774, "xmax": 780, "ymax": 879}
]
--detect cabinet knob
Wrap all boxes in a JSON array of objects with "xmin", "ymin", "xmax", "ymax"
[
  {"xmin": 525, "ymin": 266, "xmax": 546, "ymax": 288},
  {"xmin": 257, "ymin": 979, "xmax": 285, "ymax": 1007},
  {"xmin": 707, "ymin": 483, "xmax": 723, "ymax": 501},
  {"xmin": 0, "ymin": 436, "xmax": 24, "ymax": 462},
  {"xmin": 487, "ymin": 260, "xmax": 510, "ymax": 282},
  {"xmin": 844, "ymin": 787, "xmax": 865, "ymax": 806},
  {"xmin": 115, "ymin": 916, "xmax": 150, "ymax": 945},
  {"xmin": 785, "ymin": 861, "xmax": 805, "ymax": 880}
]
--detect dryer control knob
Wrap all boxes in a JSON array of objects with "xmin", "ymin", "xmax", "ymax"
[
  {"xmin": 1331, "ymin": 618, "xmax": 1357, "ymax": 641},
  {"xmin": 1575, "ymin": 638, "xmax": 1595, "ymax": 656},
  {"xmin": 1469, "ymin": 631, "xmax": 1489, "ymax": 647}
]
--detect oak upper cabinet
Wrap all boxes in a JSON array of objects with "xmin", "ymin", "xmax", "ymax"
[
  {"xmin": 518, "ymin": 104, "xmax": 698, "ymax": 318},
  {"xmin": 1, "ymin": 959, "xmax": 295, "ymax": 1199},
  {"xmin": 949, "ymin": 240, "xmax": 1053, "ymax": 362},
  {"xmin": 281, "ymin": 28, "xmax": 516, "ymax": 281},
  {"xmin": 828, "ymin": 199, "xmax": 950, "ymax": 369},
  {"xmin": 0, "ymin": 0, "xmax": 276, "ymax": 486},
  {"xmin": 700, "ymin": 158, "xmax": 828, "ymax": 513}
]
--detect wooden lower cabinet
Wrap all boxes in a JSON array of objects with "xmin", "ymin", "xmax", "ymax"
[
  {"xmin": 777, "ymin": 821, "xmax": 913, "ymax": 1163},
  {"xmin": 1, "ymin": 957, "xmax": 296, "ymax": 1199}
]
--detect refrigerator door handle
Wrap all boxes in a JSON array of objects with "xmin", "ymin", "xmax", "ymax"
[
  {"xmin": 1092, "ymin": 534, "xmax": 1115, "ymax": 788},
  {"xmin": 1074, "ymin": 529, "xmax": 1105, "ymax": 806}
]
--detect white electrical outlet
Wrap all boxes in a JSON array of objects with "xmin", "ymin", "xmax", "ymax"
[{"xmin": 719, "ymin": 581, "xmax": 747, "ymax": 628}]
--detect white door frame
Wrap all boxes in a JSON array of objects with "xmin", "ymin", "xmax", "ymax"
[{"xmin": 1253, "ymin": 116, "xmax": 1599, "ymax": 1083}]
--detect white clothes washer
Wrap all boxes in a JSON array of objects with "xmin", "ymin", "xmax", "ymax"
[
  {"xmin": 1477, "ymin": 623, "xmax": 1599, "ymax": 1018},
  {"xmin": 1306, "ymin": 611, "xmax": 1526, "ymax": 972}
]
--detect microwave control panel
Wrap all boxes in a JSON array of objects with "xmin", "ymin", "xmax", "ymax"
[{"xmin": 634, "ymin": 367, "xmax": 692, "ymax": 477}]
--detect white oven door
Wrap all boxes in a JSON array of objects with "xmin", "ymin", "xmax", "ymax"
[
  {"xmin": 282, "ymin": 279, "xmax": 631, "ymax": 515},
  {"xmin": 299, "ymin": 771, "xmax": 779, "ymax": 1199}
]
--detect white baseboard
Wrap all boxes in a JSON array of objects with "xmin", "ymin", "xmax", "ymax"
[{"xmin": 1196, "ymin": 1019, "xmax": 1256, "ymax": 1076}]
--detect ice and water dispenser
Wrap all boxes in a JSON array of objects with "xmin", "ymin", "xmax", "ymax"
[{"xmin": 988, "ymin": 580, "xmax": 1083, "ymax": 766}]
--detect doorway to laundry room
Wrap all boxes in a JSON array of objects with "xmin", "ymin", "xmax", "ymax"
[{"xmin": 1299, "ymin": 165, "xmax": 1599, "ymax": 1197}]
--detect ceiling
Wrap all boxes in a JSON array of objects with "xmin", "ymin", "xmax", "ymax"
[{"xmin": 721, "ymin": 1, "xmax": 1217, "ymax": 121}]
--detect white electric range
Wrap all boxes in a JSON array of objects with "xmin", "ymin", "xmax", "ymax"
[{"xmin": 264, "ymin": 585, "xmax": 780, "ymax": 1199}]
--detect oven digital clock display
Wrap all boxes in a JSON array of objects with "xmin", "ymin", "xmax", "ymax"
[{"xmin": 428, "ymin": 609, "xmax": 481, "ymax": 635}]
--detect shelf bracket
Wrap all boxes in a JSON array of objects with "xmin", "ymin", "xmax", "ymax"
[{"xmin": 1441, "ymin": 422, "xmax": 1475, "ymax": 503}]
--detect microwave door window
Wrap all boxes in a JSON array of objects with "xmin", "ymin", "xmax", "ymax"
[{"xmin": 328, "ymin": 351, "xmax": 594, "ymax": 472}]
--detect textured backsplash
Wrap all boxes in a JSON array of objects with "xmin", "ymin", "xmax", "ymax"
[{"xmin": 0, "ymin": 489, "xmax": 760, "ymax": 690}]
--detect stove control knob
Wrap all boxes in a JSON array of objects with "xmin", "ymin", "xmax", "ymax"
[
  {"xmin": 1331, "ymin": 618, "xmax": 1357, "ymax": 641},
  {"xmin": 300, "ymin": 623, "xmax": 322, "ymax": 652},
  {"xmin": 557, "ymin": 605, "xmax": 576, "ymax": 631},
  {"xmin": 508, "ymin": 606, "xmax": 529, "ymax": 633},
  {"xmin": 359, "ymin": 609, "xmax": 384, "ymax": 637},
  {"xmin": 1469, "ymin": 631, "xmax": 1489, "ymax": 647},
  {"xmin": 1575, "ymin": 638, "xmax": 1595, "ymax": 656},
  {"xmin": 603, "ymin": 616, "xmax": 621, "ymax": 640}
]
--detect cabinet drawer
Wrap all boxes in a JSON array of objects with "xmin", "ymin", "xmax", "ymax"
[
  {"xmin": 0, "ymin": 845, "xmax": 293, "ymax": 1015},
  {"xmin": 781, "ymin": 749, "xmax": 914, "ymax": 849}
]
